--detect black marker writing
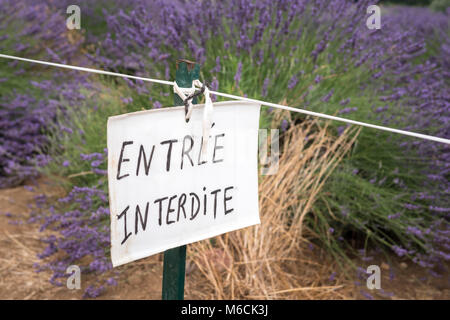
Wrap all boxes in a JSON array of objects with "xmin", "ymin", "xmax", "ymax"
[
  {"xmin": 210, "ymin": 188, "xmax": 221, "ymax": 219},
  {"xmin": 177, "ymin": 193, "xmax": 187, "ymax": 221},
  {"xmin": 117, "ymin": 205, "xmax": 132, "ymax": 245},
  {"xmin": 154, "ymin": 196, "xmax": 168, "ymax": 226},
  {"xmin": 136, "ymin": 144, "xmax": 155, "ymax": 176},
  {"xmin": 160, "ymin": 139, "xmax": 178, "ymax": 172},
  {"xmin": 213, "ymin": 133, "xmax": 225, "ymax": 163},
  {"xmin": 135, "ymin": 202, "xmax": 149, "ymax": 234},
  {"xmin": 181, "ymin": 135, "xmax": 194, "ymax": 169},
  {"xmin": 166, "ymin": 195, "xmax": 177, "ymax": 225},
  {"xmin": 224, "ymin": 186, "xmax": 234, "ymax": 215},
  {"xmin": 190, "ymin": 192, "xmax": 200, "ymax": 221},
  {"xmin": 117, "ymin": 141, "xmax": 133, "ymax": 180}
]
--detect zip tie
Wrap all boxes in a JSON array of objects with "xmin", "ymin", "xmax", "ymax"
[
  {"xmin": 1, "ymin": 53, "xmax": 449, "ymax": 145},
  {"xmin": 173, "ymin": 81, "xmax": 196, "ymax": 121}
]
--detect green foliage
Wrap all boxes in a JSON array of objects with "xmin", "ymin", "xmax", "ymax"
[
  {"xmin": 0, "ymin": 21, "xmax": 48, "ymax": 100},
  {"xmin": 430, "ymin": 0, "xmax": 450, "ymax": 11},
  {"xmin": 311, "ymin": 130, "xmax": 433, "ymax": 269},
  {"xmin": 40, "ymin": 83, "xmax": 144, "ymax": 188}
]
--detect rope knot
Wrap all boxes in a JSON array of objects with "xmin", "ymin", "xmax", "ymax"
[{"xmin": 174, "ymin": 80, "xmax": 214, "ymax": 161}]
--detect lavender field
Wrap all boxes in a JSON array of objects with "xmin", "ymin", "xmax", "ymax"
[{"xmin": 0, "ymin": 0, "xmax": 449, "ymax": 300}]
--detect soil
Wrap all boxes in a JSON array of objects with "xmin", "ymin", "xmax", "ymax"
[{"xmin": 0, "ymin": 179, "xmax": 448, "ymax": 300}]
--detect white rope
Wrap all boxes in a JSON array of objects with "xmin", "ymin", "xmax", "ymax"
[
  {"xmin": 1, "ymin": 53, "xmax": 449, "ymax": 145},
  {"xmin": 210, "ymin": 90, "xmax": 450, "ymax": 145},
  {"xmin": 0, "ymin": 53, "xmax": 174, "ymax": 86}
]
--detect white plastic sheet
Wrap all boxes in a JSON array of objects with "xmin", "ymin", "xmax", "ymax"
[{"xmin": 107, "ymin": 101, "xmax": 261, "ymax": 267}]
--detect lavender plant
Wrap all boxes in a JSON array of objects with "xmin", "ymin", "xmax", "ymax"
[
  {"xmin": 8, "ymin": 0, "xmax": 446, "ymax": 297},
  {"xmin": 310, "ymin": 5, "xmax": 449, "ymax": 272},
  {"xmin": 32, "ymin": 86, "xmax": 140, "ymax": 297},
  {"xmin": 0, "ymin": 0, "xmax": 89, "ymax": 188}
]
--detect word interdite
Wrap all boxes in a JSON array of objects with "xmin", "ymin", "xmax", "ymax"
[{"xmin": 107, "ymin": 101, "xmax": 261, "ymax": 267}]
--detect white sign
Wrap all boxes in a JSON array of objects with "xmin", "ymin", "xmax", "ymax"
[{"xmin": 107, "ymin": 101, "xmax": 261, "ymax": 267}]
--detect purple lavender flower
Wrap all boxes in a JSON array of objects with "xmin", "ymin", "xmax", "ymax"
[
  {"xmin": 281, "ymin": 119, "xmax": 288, "ymax": 132},
  {"xmin": 337, "ymin": 126, "xmax": 346, "ymax": 136},
  {"xmin": 339, "ymin": 98, "xmax": 350, "ymax": 106},
  {"xmin": 389, "ymin": 269, "xmax": 395, "ymax": 281},
  {"xmin": 404, "ymin": 203, "xmax": 421, "ymax": 210},
  {"xmin": 261, "ymin": 78, "xmax": 270, "ymax": 97},
  {"xmin": 338, "ymin": 107, "xmax": 357, "ymax": 115},
  {"xmin": 83, "ymin": 285, "xmax": 105, "ymax": 298},
  {"xmin": 287, "ymin": 75, "xmax": 298, "ymax": 89},
  {"xmin": 93, "ymin": 168, "xmax": 107, "ymax": 175},
  {"xmin": 121, "ymin": 97, "xmax": 133, "ymax": 104},
  {"xmin": 211, "ymin": 56, "xmax": 221, "ymax": 73},
  {"xmin": 210, "ymin": 77, "xmax": 219, "ymax": 102},
  {"xmin": 234, "ymin": 62, "xmax": 243, "ymax": 87},
  {"xmin": 61, "ymin": 126, "xmax": 73, "ymax": 135},
  {"xmin": 153, "ymin": 101, "xmax": 162, "ymax": 109},
  {"xmin": 406, "ymin": 226, "xmax": 423, "ymax": 238},
  {"xmin": 321, "ymin": 89, "xmax": 334, "ymax": 102},
  {"xmin": 80, "ymin": 153, "xmax": 103, "ymax": 161},
  {"xmin": 388, "ymin": 212, "xmax": 401, "ymax": 219},
  {"xmin": 360, "ymin": 290, "xmax": 374, "ymax": 300},
  {"xmin": 90, "ymin": 160, "xmax": 102, "ymax": 168},
  {"xmin": 429, "ymin": 206, "xmax": 450, "ymax": 213},
  {"xmin": 329, "ymin": 272, "xmax": 336, "ymax": 282},
  {"xmin": 106, "ymin": 277, "xmax": 117, "ymax": 286},
  {"xmin": 392, "ymin": 245, "xmax": 408, "ymax": 257}
]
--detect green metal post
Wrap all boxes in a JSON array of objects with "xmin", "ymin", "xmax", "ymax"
[{"xmin": 162, "ymin": 59, "xmax": 200, "ymax": 300}]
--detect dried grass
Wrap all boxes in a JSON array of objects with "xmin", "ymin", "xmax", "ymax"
[{"xmin": 187, "ymin": 117, "xmax": 361, "ymax": 299}]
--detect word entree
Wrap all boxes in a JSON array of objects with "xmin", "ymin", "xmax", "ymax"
[{"xmin": 116, "ymin": 131, "xmax": 226, "ymax": 179}]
